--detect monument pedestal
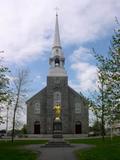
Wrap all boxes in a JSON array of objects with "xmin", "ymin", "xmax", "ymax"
[
  {"xmin": 53, "ymin": 120, "xmax": 62, "ymax": 138},
  {"xmin": 41, "ymin": 120, "xmax": 72, "ymax": 147}
]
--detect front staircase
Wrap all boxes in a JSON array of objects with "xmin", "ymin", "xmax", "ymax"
[{"xmin": 41, "ymin": 138, "xmax": 73, "ymax": 148}]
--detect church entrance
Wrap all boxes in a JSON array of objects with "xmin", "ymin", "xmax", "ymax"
[
  {"xmin": 75, "ymin": 121, "xmax": 82, "ymax": 134},
  {"xmin": 34, "ymin": 121, "xmax": 40, "ymax": 134}
]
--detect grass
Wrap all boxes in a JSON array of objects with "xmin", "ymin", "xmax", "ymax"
[
  {"xmin": 0, "ymin": 139, "xmax": 47, "ymax": 160},
  {"xmin": 0, "ymin": 137, "xmax": 120, "ymax": 160},
  {"xmin": 68, "ymin": 136, "xmax": 120, "ymax": 160}
]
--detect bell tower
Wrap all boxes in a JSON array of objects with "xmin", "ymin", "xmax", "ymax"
[
  {"xmin": 46, "ymin": 14, "xmax": 69, "ymax": 134},
  {"xmin": 48, "ymin": 14, "xmax": 67, "ymax": 77}
]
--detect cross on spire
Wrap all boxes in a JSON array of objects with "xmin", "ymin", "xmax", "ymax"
[
  {"xmin": 0, "ymin": 51, "xmax": 4, "ymax": 53},
  {"xmin": 55, "ymin": 7, "xmax": 59, "ymax": 16}
]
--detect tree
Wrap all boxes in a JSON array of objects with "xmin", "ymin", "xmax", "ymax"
[
  {"xmin": 91, "ymin": 120, "xmax": 102, "ymax": 135},
  {"xmin": 93, "ymin": 23, "xmax": 120, "ymax": 140},
  {"xmin": 21, "ymin": 124, "xmax": 27, "ymax": 134},
  {"xmin": 0, "ymin": 56, "xmax": 10, "ymax": 125},
  {"xmin": 105, "ymin": 26, "xmax": 120, "ymax": 139},
  {"xmin": 89, "ymin": 59, "xmax": 107, "ymax": 141},
  {"xmin": 98, "ymin": 60, "xmax": 107, "ymax": 140},
  {"xmin": 11, "ymin": 69, "xmax": 28, "ymax": 143},
  {"xmin": 107, "ymin": 26, "xmax": 120, "ymax": 121}
]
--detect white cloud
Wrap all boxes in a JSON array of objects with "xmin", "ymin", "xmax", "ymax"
[
  {"xmin": 60, "ymin": 0, "xmax": 120, "ymax": 44},
  {"xmin": 69, "ymin": 47, "xmax": 93, "ymax": 63},
  {"xmin": 34, "ymin": 75, "xmax": 42, "ymax": 81},
  {"xmin": 68, "ymin": 80, "xmax": 81, "ymax": 93},
  {"xmin": 0, "ymin": 0, "xmax": 120, "ymax": 63},
  {"xmin": 70, "ymin": 47, "xmax": 98, "ymax": 93}
]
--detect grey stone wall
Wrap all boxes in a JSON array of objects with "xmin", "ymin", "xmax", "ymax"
[
  {"xmin": 26, "ymin": 87, "xmax": 47, "ymax": 134},
  {"xmin": 68, "ymin": 86, "xmax": 89, "ymax": 134},
  {"xmin": 26, "ymin": 78, "xmax": 88, "ymax": 134},
  {"xmin": 46, "ymin": 76, "xmax": 69, "ymax": 134}
]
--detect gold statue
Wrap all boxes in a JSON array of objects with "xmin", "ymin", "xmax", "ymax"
[{"xmin": 53, "ymin": 104, "xmax": 61, "ymax": 120}]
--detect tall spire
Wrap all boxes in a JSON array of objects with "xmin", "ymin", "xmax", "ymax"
[
  {"xmin": 53, "ymin": 14, "xmax": 61, "ymax": 48},
  {"xmin": 48, "ymin": 13, "xmax": 67, "ymax": 77}
]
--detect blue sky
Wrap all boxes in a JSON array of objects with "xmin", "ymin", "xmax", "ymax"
[
  {"xmin": 0, "ymin": 0, "xmax": 120, "ymax": 129},
  {"xmin": 0, "ymin": 0, "xmax": 120, "ymax": 99}
]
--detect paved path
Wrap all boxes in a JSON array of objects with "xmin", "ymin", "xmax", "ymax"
[
  {"xmin": 40, "ymin": 147, "xmax": 75, "ymax": 160},
  {"xmin": 25, "ymin": 144, "xmax": 94, "ymax": 160}
]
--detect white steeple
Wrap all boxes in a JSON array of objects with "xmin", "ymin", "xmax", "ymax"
[
  {"xmin": 53, "ymin": 14, "xmax": 61, "ymax": 48},
  {"xmin": 51, "ymin": 14, "xmax": 64, "ymax": 58},
  {"xmin": 48, "ymin": 14, "xmax": 67, "ymax": 77}
]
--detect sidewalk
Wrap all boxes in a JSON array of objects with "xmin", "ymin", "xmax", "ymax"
[{"xmin": 25, "ymin": 144, "xmax": 94, "ymax": 160}]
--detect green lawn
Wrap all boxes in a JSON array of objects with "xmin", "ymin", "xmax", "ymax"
[
  {"xmin": 0, "ymin": 137, "xmax": 120, "ymax": 160},
  {"xmin": 0, "ymin": 140, "xmax": 47, "ymax": 160},
  {"xmin": 69, "ymin": 136, "xmax": 120, "ymax": 160}
]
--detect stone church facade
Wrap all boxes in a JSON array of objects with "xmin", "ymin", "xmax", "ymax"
[{"xmin": 26, "ymin": 14, "xmax": 88, "ymax": 134}]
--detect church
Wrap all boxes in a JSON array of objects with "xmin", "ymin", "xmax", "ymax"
[{"xmin": 26, "ymin": 14, "xmax": 88, "ymax": 135}]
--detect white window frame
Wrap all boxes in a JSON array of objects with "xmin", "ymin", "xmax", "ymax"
[
  {"xmin": 34, "ymin": 101, "xmax": 40, "ymax": 114},
  {"xmin": 53, "ymin": 91, "xmax": 61, "ymax": 105},
  {"xmin": 75, "ymin": 102, "xmax": 81, "ymax": 114}
]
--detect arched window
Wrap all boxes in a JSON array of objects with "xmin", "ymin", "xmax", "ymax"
[
  {"xmin": 34, "ymin": 101, "xmax": 40, "ymax": 114},
  {"xmin": 53, "ymin": 91, "xmax": 61, "ymax": 105},
  {"xmin": 75, "ymin": 102, "xmax": 81, "ymax": 113}
]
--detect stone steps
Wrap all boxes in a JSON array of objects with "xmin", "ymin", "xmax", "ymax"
[{"xmin": 41, "ymin": 138, "xmax": 73, "ymax": 148}]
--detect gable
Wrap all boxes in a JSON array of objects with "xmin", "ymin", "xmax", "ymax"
[
  {"xmin": 68, "ymin": 86, "xmax": 88, "ymax": 105},
  {"xmin": 26, "ymin": 87, "xmax": 47, "ymax": 104}
]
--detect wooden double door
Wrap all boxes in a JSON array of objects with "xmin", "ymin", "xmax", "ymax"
[
  {"xmin": 75, "ymin": 122, "xmax": 82, "ymax": 134},
  {"xmin": 34, "ymin": 121, "xmax": 40, "ymax": 134}
]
